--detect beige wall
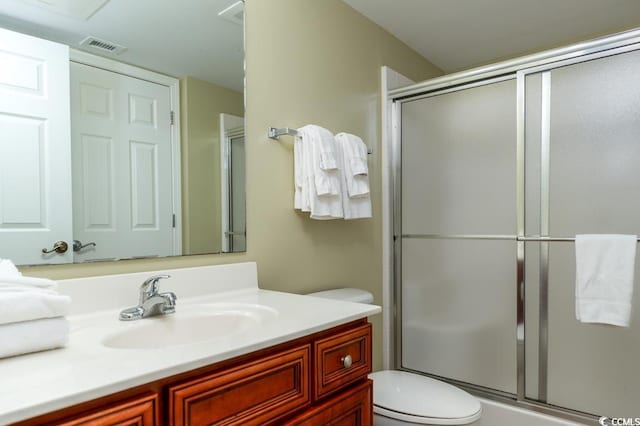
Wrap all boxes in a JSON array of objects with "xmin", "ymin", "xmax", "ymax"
[
  {"xmin": 243, "ymin": 0, "xmax": 441, "ymax": 370},
  {"xmin": 180, "ymin": 77, "xmax": 244, "ymax": 255},
  {"xmin": 21, "ymin": 0, "xmax": 442, "ymax": 370}
]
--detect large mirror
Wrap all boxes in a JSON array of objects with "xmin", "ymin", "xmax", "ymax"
[{"xmin": 0, "ymin": 0, "xmax": 246, "ymax": 265}]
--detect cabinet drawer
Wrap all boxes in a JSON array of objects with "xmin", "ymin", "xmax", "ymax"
[
  {"xmin": 285, "ymin": 380, "xmax": 373, "ymax": 426},
  {"xmin": 314, "ymin": 323, "xmax": 372, "ymax": 400},
  {"xmin": 56, "ymin": 393, "xmax": 158, "ymax": 426},
  {"xmin": 168, "ymin": 344, "xmax": 310, "ymax": 426}
]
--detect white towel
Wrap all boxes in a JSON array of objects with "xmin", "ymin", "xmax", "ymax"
[
  {"xmin": 296, "ymin": 125, "xmax": 343, "ymax": 219},
  {"xmin": 0, "ymin": 258, "xmax": 20, "ymax": 277},
  {"xmin": 0, "ymin": 291, "xmax": 71, "ymax": 325},
  {"xmin": 575, "ymin": 234, "xmax": 636, "ymax": 327},
  {"xmin": 335, "ymin": 133, "xmax": 372, "ymax": 220},
  {"xmin": 335, "ymin": 133, "xmax": 370, "ymax": 198},
  {"xmin": 0, "ymin": 317, "xmax": 69, "ymax": 358},
  {"xmin": 294, "ymin": 131, "xmax": 305, "ymax": 210},
  {"xmin": 0, "ymin": 258, "xmax": 58, "ymax": 290},
  {"xmin": 0, "ymin": 276, "xmax": 58, "ymax": 290}
]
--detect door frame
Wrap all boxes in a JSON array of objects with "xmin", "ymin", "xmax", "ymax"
[
  {"xmin": 69, "ymin": 49, "xmax": 182, "ymax": 256},
  {"xmin": 220, "ymin": 119, "xmax": 245, "ymax": 253}
]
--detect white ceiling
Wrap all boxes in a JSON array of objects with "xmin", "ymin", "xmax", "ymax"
[
  {"xmin": 4, "ymin": 1, "xmax": 640, "ymax": 89},
  {"xmin": 0, "ymin": 0, "xmax": 244, "ymax": 92},
  {"xmin": 343, "ymin": 0, "xmax": 640, "ymax": 73}
]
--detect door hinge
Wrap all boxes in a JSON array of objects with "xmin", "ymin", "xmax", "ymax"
[
  {"xmin": 172, "ymin": 214, "xmax": 176, "ymax": 228},
  {"xmin": 170, "ymin": 111, "xmax": 175, "ymax": 125}
]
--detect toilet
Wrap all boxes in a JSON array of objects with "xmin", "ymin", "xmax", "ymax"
[{"xmin": 307, "ymin": 288, "xmax": 482, "ymax": 425}]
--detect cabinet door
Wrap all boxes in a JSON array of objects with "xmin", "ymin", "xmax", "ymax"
[
  {"xmin": 314, "ymin": 323, "xmax": 372, "ymax": 400},
  {"xmin": 285, "ymin": 380, "xmax": 372, "ymax": 426},
  {"xmin": 54, "ymin": 393, "xmax": 157, "ymax": 426},
  {"xmin": 168, "ymin": 345, "xmax": 310, "ymax": 426}
]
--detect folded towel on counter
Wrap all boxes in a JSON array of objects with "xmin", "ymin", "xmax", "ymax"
[
  {"xmin": 0, "ymin": 276, "xmax": 58, "ymax": 290},
  {"xmin": 0, "ymin": 258, "xmax": 57, "ymax": 290},
  {"xmin": 0, "ymin": 258, "xmax": 20, "ymax": 277},
  {"xmin": 295, "ymin": 125, "xmax": 343, "ymax": 219},
  {"xmin": 335, "ymin": 133, "xmax": 372, "ymax": 220},
  {"xmin": 0, "ymin": 317, "xmax": 69, "ymax": 359},
  {"xmin": 335, "ymin": 133, "xmax": 370, "ymax": 198},
  {"xmin": 575, "ymin": 234, "xmax": 637, "ymax": 327},
  {"xmin": 0, "ymin": 291, "xmax": 71, "ymax": 325}
]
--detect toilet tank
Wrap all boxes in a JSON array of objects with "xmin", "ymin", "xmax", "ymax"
[{"xmin": 307, "ymin": 288, "xmax": 374, "ymax": 304}]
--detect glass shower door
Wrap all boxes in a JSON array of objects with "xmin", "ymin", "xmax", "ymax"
[
  {"xmin": 400, "ymin": 78, "xmax": 518, "ymax": 394},
  {"xmin": 524, "ymin": 48, "xmax": 640, "ymax": 417}
]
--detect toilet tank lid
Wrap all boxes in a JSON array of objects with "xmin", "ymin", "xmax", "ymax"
[
  {"xmin": 369, "ymin": 370, "xmax": 482, "ymax": 422},
  {"xmin": 307, "ymin": 288, "xmax": 374, "ymax": 304}
]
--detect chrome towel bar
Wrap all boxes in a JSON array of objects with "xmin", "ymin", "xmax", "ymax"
[
  {"xmin": 519, "ymin": 236, "xmax": 640, "ymax": 242},
  {"xmin": 268, "ymin": 126, "xmax": 373, "ymax": 154},
  {"xmin": 399, "ymin": 234, "xmax": 640, "ymax": 242}
]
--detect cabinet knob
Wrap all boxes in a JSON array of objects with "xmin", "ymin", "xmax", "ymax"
[{"xmin": 341, "ymin": 354, "xmax": 353, "ymax": 368}]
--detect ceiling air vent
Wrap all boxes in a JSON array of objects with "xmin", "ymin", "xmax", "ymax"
[
  {"xmin": 218, "ymin": 1, "xmax": 244, "ymax": 26},
  {"xmin": 79, "ymin": 36, "xmax": 127, "ymax": 55}
]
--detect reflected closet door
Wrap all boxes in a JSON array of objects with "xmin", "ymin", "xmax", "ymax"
[{"xmin": 400, "ymin": 78, "xmax": 517, "ymax": 393}]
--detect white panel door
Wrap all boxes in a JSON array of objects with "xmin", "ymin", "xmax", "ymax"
[
  {"xmin": 0, "ymin": 28, "xmax": 72, "ymax": 265},
  {"xmin": 70, "ymin": 62, "xmax": 175, "ymax": 261}
]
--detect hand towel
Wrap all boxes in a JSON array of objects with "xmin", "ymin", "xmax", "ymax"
[
  {"xmin": 296, "ymin": 125, "xmax": 343, "ymax": 219},
  {"xmin": 0, "ymin": 291, "xmax": 71, "ymax": 325},
  {"xmin": 335, "ymin": 133, "xmax": 372, "ymax": 220},
  {"xmin": 306, "ymin": 125, "xmax": 341, "ymax": 196},
  {"xmin": 335, "ymin": 133, "xmax": 370, "ymax": 198},
  {"xmin": 0, "ymin": 317, "xmax": 69, "ymax": 359},
  {"xmin": 575, "ymin": 234, "xmax": 637, "ymax": 326}
]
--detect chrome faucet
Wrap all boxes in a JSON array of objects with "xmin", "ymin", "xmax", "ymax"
[{"xmin": 119, "ymin": 274, "xmax": 177, "ymax": 321}]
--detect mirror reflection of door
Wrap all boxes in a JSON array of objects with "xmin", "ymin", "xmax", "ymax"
[
  {"xmin": 220, "ymin": 114, "xmax": 245, "ymax": 253},
  {"xmin": 0, "ymin": 28, "xmax": 73, "ymax": 265},
  {"xmin": 70, "ymin": 61, "xmax": 180, "ymax": 262}
]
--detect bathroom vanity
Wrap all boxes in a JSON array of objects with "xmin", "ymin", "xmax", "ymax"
[{"xmin": 0, "ymin": 263, "xmax": 380, "ymax": 425}]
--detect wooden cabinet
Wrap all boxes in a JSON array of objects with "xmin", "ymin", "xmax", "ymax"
[
  {"xmin": 314, "ymin": 323, "xmax": 372, "ymax": 400},
  {"xmin": 18, "ymin": 393, "xmax": 159, "ymax": 426},
  {"xmin": 14, "ymin": 320, "xmax": 372, "ymax": 426},
  {"xmin": 285, "ymin": 380, "xmax": 372, "ymax": 426},
  {"xmin": 168, "ymin": 345, "xmax": 310, "ymax": 426}
]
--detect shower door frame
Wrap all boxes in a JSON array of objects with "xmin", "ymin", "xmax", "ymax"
[{"xmin": 389, "ymin": 28, "xmax": 640, "ymax": 425}]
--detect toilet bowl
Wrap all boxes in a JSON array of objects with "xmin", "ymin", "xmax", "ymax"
[{"xmin": 307, "ymin": 288, "xmax": 482, "ymax": 425}]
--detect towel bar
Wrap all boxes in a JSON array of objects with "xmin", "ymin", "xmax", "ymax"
[
  {"xmin": 400, "ymin": 234, "xmax": 640, "ymax": 242},
  {"xmin": 519, "ymin": 236, "xmax": 640, "ymax": 242},
  {"xmin": 268, "ymin": 127, "xmax": 373, "ymax": 154}
]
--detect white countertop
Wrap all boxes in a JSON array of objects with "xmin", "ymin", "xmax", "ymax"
[{"xmin": 0, "ymin": 263, "xmax": 380, "ymax": 424}]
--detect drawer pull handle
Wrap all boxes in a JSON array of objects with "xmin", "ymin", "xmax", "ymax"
[{"xmin": 341, "ymin": 354, "xmax": 353, "ymax": 368}]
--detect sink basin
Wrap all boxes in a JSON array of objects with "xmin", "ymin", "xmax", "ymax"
[{"xmin": 102, "ymin": 303, "xmax": 278, "ymax": 349}]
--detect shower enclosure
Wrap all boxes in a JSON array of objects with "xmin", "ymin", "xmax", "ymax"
[{"xmin": 391, "ymin": 29, "xmax": 640, "ymax": 423}]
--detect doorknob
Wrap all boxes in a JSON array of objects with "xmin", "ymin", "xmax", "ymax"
[
  {"xmin": 73, "ymin": 240, "xmax": 97, "ymax": 252},
  {"xmin": 41, "ymin": 241, "xmax": 69, "ymax": 254}
]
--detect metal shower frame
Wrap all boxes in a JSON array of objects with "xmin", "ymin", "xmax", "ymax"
[{"xmin": 389, "ymin": 27, "xmax": 640, "ymax": 425}]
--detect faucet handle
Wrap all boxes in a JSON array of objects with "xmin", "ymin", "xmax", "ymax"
[
  {"xmin": 161, "ymin": 291, "xmax": 177, "ymax": 314},
  {"xmin": 140, "ymin": 274, "xmax": 171, "ymax": 301}
]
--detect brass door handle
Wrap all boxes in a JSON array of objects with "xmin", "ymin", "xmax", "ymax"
[{"xmin": 42, "ymin": 241, "xmax": 69, "ymax": 254}]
